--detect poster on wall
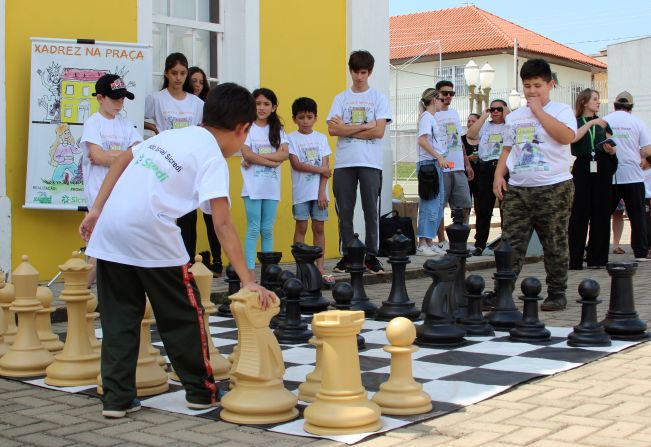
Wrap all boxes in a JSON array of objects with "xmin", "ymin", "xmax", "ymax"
[{"xmin": 24, "ymin": 38, "xmax": 151, "ymax": 210}]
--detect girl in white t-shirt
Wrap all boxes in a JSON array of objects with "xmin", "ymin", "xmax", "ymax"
[{"xmin": 241, "ymin": 88, "xmax": 289, "ymax": 272}]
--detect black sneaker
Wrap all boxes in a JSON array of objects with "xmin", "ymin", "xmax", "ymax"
[
  {"xmin": 472, "ymin": 247, "xmax": 484, "ymax": 257},
  {"xmin": 365, "ymin": 256, "xmax": 385, "ymax": 274},
  {"xmin": 210, "ymin": 262, "xmax": 223, "ymax": 277},
  {"xmin": 333, "ymin": 256, "xmax": 350, "ymax": 273},
  {"xmin": 541, "ymin": 297, "xmax": 567, "ymax": 311},
  {"xmin": 102, "ymin": 398, "xmax": 142, "ymax": 418}
]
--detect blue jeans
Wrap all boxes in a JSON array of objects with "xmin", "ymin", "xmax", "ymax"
[
  {"xmin": 243, "ymin": 197, "xmax": 279, "ymax": 269},
  {"xmin": 416, "ymin": 160, "xmax": 445, "ymax": 240}
]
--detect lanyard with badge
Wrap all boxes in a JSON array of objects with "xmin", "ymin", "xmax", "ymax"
[{"xmin": 582, "ymin": 117, "xmax": 598, "ymax": 173}]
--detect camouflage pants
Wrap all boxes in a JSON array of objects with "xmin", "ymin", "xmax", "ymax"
[{"xmin": 501, "ymin": 180, "xmax": 574, "ymax": 299}]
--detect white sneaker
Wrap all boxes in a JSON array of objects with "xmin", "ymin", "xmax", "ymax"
[
  {"xmin": 438, "ymin": 241, "xmax": 450, "ymax": 252},
  {"xmin": 416, "ymin": 245, "xmax": 437, "ymax": 256},
  {"xmin": 431, "ymin": 244, "xmax": 446, "ymax": 254}
]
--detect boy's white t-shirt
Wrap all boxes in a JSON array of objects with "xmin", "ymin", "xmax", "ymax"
[
  {"xmin": 288, "ymin": 130, "xmax": 331, "ymax": 205},
  {"xmin": 241, "ymin": 123, "xmax": 289, "ymax": 200},
  {"xmin": 80, "ymin": 112, "xmax": 141, "ymax": 209},
  {"xmin": 433, "ymin": 109, "xmax": 465, "ymax": 172},
  {"xmin": 144, "ymin": 89, "xmax": 204, "ymax": 132},
  {"xmin": 478, "ymin": 121, "xmax": 506, "ymax": 162},
  {"xmin": 603, "ymin": 110, "xmax": 651, "ymax": 184},
  {"xmin": 326, "ymin": 87, "xmax": 392, "ymax": 170},
  {"xmin": 86, "ymin": 126, "xmax": 229, "ymax": 268},
  {"xmin": 504, "ymin": 101, "xmax": 577, "ymax": 187},
  {"xmin": 416, "ymin": 111, "xmax": 444, "ymax": 162}
]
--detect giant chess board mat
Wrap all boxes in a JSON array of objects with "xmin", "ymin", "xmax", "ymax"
[{"xmin": 16, "ymin": 315, "xmax": 646, "ymax": 444}]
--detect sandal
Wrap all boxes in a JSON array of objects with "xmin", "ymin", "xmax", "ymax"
[
  {"xmin": 321, "ymin": 274, "xmax": 336, "ymax": 287},
  {"xmin": 613, "ymin": 247, "xmax": 625, "ymax": 254}
]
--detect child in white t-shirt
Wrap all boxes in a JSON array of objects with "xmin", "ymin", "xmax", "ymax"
[
  {"xmin": 80, "ymin": 74, "xmax": 142, "ymax": 287},
  {"xmin": 240, "ymin": 88, "xmax": 289, "ymax": 273},
  {"xmin": 79, "ymin": 83, "xmax": 276, "ymax": 419},
  {"xmin": 287, "ymin": 97, "xmax": 333, "ymax": 284}
]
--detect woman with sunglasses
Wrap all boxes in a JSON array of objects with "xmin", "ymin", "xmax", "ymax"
[{"xmin": 465, "ymin": 100, "xmax": 509, "ymax": 256}]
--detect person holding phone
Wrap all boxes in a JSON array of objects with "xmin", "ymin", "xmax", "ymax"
[{"xmin": 567, "ymin": 88, "xmax": 618, "ymax": 269}]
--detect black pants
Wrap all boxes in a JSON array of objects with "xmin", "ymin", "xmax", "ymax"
[
  {"xmin": 568, "ymin": 156, "xmax": 614, "ymax": 268},
  {"xmin": 177, "ymin": 210, "xmax": 222, "ymax": 266},
  {"xmin": 611, "ymin": 182, "xmax": 648, "ymax": 258},
  {"xmin": 474, "ymin": 161, "xmax": 500, "ymax": 249},
  {"xmin": 96, "ymin": 259, "xmax": 217, "ymax": 411}
]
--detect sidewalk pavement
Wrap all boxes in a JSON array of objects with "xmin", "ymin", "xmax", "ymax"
[{"xmin": 2, "ymin": 243, "xmax": 650, "ymax": 446}]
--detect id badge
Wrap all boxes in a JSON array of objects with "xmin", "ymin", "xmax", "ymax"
[{"xmin": 590, "ymin": 161, "xmax": 598, "ymax": 173}]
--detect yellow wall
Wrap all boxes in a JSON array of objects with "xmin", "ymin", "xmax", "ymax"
[{"xmin": 6, "ymin": 0, "xmax": 138, "ymax": 278}]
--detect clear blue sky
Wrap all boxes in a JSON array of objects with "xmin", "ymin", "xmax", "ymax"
[{"xmin": 389, "ymin": 0, "xmax": 651, "ymax": 55}]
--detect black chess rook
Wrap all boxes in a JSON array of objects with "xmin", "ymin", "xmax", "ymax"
[
  {"xmin": 257, "ymin": 251, "xmax": 282, "ymax": 288},
  {"xmin": 601, "ymin": 262, "xmax": 649, "ymax": 341},
  {"xmin": 459, "ymin": 275, "xmax": 494, "ymax": 336},
  {"xmin": 509, "ymin": 277, "xmax": 551, "ymax": 342},
  {"xmin": 567, "ymin": 279, "xmax": 611, "ymax": 347}
]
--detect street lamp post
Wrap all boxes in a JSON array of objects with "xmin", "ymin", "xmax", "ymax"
[{"xmin": 464, "ymin": 60, "xmax": 495, "ymax": 114}]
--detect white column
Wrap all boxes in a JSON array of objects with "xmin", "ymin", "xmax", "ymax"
[
  {"xmin": 346, "ymin": 0, "xmax": 392, "ymax": 243},
  {"xmin": 222, "ymin": 0, "xmax": 260, "ymax": 90},
  {"xmin": 0, "ymin": 0, "xmax": 11, "ymax": 274}
]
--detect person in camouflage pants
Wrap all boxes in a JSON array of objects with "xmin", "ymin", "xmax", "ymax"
[{"xmin": 501, "ymin": 180, "xmax": 574, "ymax": 303}]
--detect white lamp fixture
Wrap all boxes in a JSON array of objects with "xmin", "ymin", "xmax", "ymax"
[
  {"xmin": 508, "ymin": 89, "xmax": 521, "ymax": 110},
  {"xmin": 479, "ymin": 62, "xmax": 495, "ymax": 89},
  {"xmin": 464, "ymin": 60, "xmax": 479, "ymax": 87}
]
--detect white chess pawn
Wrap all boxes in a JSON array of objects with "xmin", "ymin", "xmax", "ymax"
[{"xmin": 35, "ymin": 286, "xmax": 64, "ymax": 353}]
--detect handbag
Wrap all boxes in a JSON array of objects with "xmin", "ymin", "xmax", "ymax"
[
  {"xmin": 417, "ymin": 163, "xmax": 439, "ymax": 200},
  {"xmin": 378, "ymin": 210, "xmax": 417, "ymax": 257}
]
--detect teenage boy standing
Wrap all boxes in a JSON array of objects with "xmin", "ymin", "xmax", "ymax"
[{"xmin": 327, "ymin": 50, "xmax": 392, "ymax": 273}]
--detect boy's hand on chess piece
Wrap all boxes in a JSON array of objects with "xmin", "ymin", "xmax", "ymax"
[{"xmin": 242, "ymin": 282, "xmax": 277, "ymax": 311}]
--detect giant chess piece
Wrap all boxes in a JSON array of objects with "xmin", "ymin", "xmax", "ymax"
[
  {"xmin": 220, "ymin": 288, "xmax": 298, "ymax": 424},
  {"xmin": 0, "ymin": 275, "xmax": 17, "ymax": 345},
  {"xmin": 446, "ymin": 208, "xmax": 471, "ymax": 321},
  {"xmin": 602, "ymin": 262, "xmax": 649, "ymax": 340},
  {"xmin": 485, "ymin": 240, "xmax": 522, "ymax": 329},
  {"xmin": 257, "ymin": 251, "xmax": 282, "ymax": 287},
  {"xmin": 145, "ymin": 298, "xmax": 166, "ymax": 367},
  {"xmin": 347, "ymin": 234, "xmax": 377, "ymax": 317},
  {"xmin": 459, "ymin": 275, "xmax": 494, "ymax": 336},
  {"xmin": 44, "ymin": 252, "xmax": 99, "ymax": 385},
  {"xmin": 292, "ymin": 243, "xmax": 330, "ymax": 313},
  {"xmin": 509, "ymin": 277, "xmax": 551, "ymax": 342},
  {"xmin": 332, "ymin": 282, "xmax": 365, "ymax": 349},
  {"xmin": 274, "ymin": 277, "xmax": 312, "ymax": 344},
  {"xmin": 0, "ymin": 273, "xmax": 9, "ymax": 356},
  {"xmin": 304, "ymin": 310, "xmax": 382, "ymax": 435},
  {"xmin": 568, "ymin": 279, "xmax": 611, "ymax": 347},
  {"xmin": 134, "ymin": 296, "xmax": 169, "ymax": 396},
  {"xmin": 372, "ymin": 317, "xmax": 432, "ymax": 415},
  {"xmin": 376, "ymin": 230, "xmax": 420, "ymax": 321},
  {"xmin": 218, "ymin": 265, "xmax": 239, "ymax": 317},
  {"xmin": 269, "ymin": 268, "xmax": 292, "ymax": 329},
  {"xmin": 297, "ymin": 335, "xmax": 323, "ymax": 403},
  {"xmin": 416, "ymin": 256, "xmax": 466, "ymax": 347},
  {"xmin": 191, "ymin": 255, "xmax": 230, "ymax": 380},
  {"xmin": 35, "ymin": 286, "xmax": 64, "ymax": 353},
  {"xmin": 0, "ymin": 256, "xmax": 54, "ymax": 376},
  {"xmin": 86, "ymin": 294, "xmax": 101, "ymax": 353}
]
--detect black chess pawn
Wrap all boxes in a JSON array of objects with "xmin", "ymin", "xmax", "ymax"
[
  {"xmin": 331, "ymin": 282, "xmax": 366, "ymax": 349},
  {"xmin": 274, "ymin": 277, "xmax": 312, "ymax": 344},
  {"xmin": 568, "ymin": 279, "xmax": 611, "ymax": 347},
  {"xmin": 347, "ymin": 233, "xmax": 377, "ymax": 317},
  {"xmin": 485, "ymin": 240, "xmax": 523, "ymax": 329},
  {"xmin": 376, "ymin": 230, "xmax": 420, "ymax": 321},
  {"xmin": 416, "ymin": 256, "xmax": 467, "ymax": 347},
  {"xmin": 459, "ymin": 275, "xmax": 494, "ymax": 336},
  {"xmin": 257, "ymin": 251, "xmax": 282, "ymax": 288},
  {"xmin": 446, "ymin": 208, "xmax": 471, "ymax": 321},
  {"xmin": 218, "ymin": 265, "xmax": 239, "ymax": 317},
  {"xmin": 601, "ymin": 262, "xmax": 649, "ymax": 340},
  {"xmin": 270, "ymin": 269, "xmax": 294, "ymax": 329},
  {"xmin": 509, "ymin": 277, "xmax": 550, "ymax": 342},
  {"xmin": 292, "ymin": 243, "xmax": 330, "ymax": 314}
]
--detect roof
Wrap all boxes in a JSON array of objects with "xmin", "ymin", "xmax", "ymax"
[
  {"xmin": 61, "ymin": 68, "xmax": 108, "ymax": 81},
  {"xmin": 390, "ymin": 6, "xmax": 607, "ymax": 70}
]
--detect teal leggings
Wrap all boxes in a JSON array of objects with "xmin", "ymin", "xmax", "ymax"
[{"xmin": 243, "ymin": 197, "xmax": 279, "ymax": 269}]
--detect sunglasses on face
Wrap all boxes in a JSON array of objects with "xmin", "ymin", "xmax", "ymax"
[
  {"xmin": 489, "ymin": 106, "xmax": 504, "ymax": 113},
  {"xmin": 440, "ymin": 91, "xmax": 455, "ymax": 97}
]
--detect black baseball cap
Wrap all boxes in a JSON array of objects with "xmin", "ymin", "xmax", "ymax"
[{"xmin": 93, "ymin": 74, "xmax": 135, "ymax": 100}]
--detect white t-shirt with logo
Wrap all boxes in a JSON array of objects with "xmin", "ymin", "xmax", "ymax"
[
  {"xmin": 86, "ymin": 126, "xmax": 230, "ymax": 268},
  {"xmin": 478, "ymin": 121, "xmax": 506, "ymax": 162},
  {"xmin": 603, "ymin": 110, "xmax": 651, "ymax": 185},
  {"xmin": 504, "ymin": 101, "xmax": 576, "ymax": 187},
  {"xmin": 326, "ymin": 87, "xmax": 392, "ymax": 169},
  {"xmin": 80, "ymin": 112, "xmax": 142, "ymax": 209},
  {"xmin": 433, "ymin": 109, "xmax": 464, "ymax": 172},
  {"xmin": 144, "ymin": 89, "xmax": 203, "ymax": 132},
  {"xmin": 241, "ymin": 123, "xmax": 289, "ymax": 201},
  {"xmin": 416, "ymin": 111, "xmax": 445, "ymax": 162},
  {"xmin": 288, "ymin": 130, "xmax": 331, "ymax": 205}
]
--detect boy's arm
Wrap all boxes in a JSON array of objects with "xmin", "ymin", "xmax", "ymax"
[
  {"xmin": 352, "ymin": 119, "xmax": 388, "ymax": 140},
  {"xmin": 288, "ymin": 154, "xmax": 330, "ymax": 175},
  {"xmin": 79, "ymin": 149, "xmax": 133, "ymax": 241},
  {"xmin": 87, "ymin": 143, "xmax": 124, "ymax": 167},
  {"xmin": 209, "ymin": 197, "xmax": 276, "ymax": 309},
  {"xmin": 529, "ymin": 100, "xmax": 575, "ymax": 145},
  {"xmin": 317, "ymin": 155, "xmax": 329, "ymax": 209},
  {"xmin": 327, "ymin": 115, "xmax": 374, "ymax": 137},
  {"xmin": 492, "ymin": 146, "xmax": 511, "ymax": 200},
  {"xmin": 241, "ymin": 144, "xmax": 280, "ymax": 168}
]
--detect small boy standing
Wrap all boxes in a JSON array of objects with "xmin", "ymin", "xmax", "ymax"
[
  {"xmin": 287, "ymin": 97, "xmax": 334, "ymax": 285},
  {"xmin": 79, "ymin": 83, "xmax": 276, "ymax": 418},
  {"xmin": 493, "ymin": 59, "xmax": 577, "ymax": 311}
]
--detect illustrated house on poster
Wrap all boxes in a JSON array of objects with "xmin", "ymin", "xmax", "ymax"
[{"xmin": 60, "ymin": 68, "xmax": 107, "ymax": 124}]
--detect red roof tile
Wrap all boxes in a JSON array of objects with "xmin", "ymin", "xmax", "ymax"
[{"xmin": 390, "ymin": 6, "xmax": 607, "ymax": 70}]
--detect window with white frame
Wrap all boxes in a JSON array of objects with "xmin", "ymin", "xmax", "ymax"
[
  {"xmin": 152, "ymin": 0, "xmax": 223, "ymax": 89},
  {"xmin": 436, "ymin": 65, "xmax": 468, "ymax": 96}
]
